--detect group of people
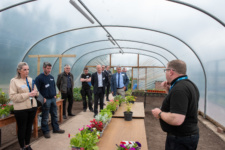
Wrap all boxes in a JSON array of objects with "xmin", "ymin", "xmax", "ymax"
[
  {"xmin": 80, "ymin": 65, "xmax": 129, "ymax": 117},
  {"xmin": 9, "ymin": 59, "xmax": 200, "ymax": 150}
]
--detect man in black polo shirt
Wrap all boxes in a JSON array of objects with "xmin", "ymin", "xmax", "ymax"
[
  {"xmin": 152, "ymin": 60, "xmax": 199, "ymax": 150},
  {"xmin": 80, "ymin": 67, "xmax": 93, "ymax": 112}
]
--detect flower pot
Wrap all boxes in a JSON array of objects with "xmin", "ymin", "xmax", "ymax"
[
  {"xmin": 129, "ymin": 101, "xmax": 135, "ymax": 104},
  {"xmin": 72, "ymin": 147, "xmax": 84, "ymax": 150},
  {"xmin": 111, "ymin": 111, "xmax": 115, "ymax": 115},
  {"xmin": 124, "ymin": 111, "xmax": 133, "ymax": 121}
]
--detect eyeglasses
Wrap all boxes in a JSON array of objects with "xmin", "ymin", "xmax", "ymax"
[{"xmin": 163, "ymin": 68, "xmax": 175, "ymax": 73}]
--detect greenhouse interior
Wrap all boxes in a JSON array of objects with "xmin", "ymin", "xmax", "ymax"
[{"xmin": 0, "ymin": 0, "xmax": 225, "ymax": 150}]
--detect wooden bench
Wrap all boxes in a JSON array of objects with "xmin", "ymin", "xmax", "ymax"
[
  {"xmin": 0, "ymin": 99, "xmax": 63, "ymax": 147},
  {"xmin": 112, "ymin": 102, "xmax": 145, "ymax": 119},
  {"xmin": 97, "ymin": 118, "xmax": 148, "ymax": 150}
]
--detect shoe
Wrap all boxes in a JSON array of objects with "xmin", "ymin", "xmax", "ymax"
[
  {"xmin": 53, "ymin": 129, "xmax": 65, "ymax": 134},
  {"xmin": 63, "ymin": 115, "xmax": 67, "ymax": 119},
  {"xmin": 90, "ymin": 109, "xmax": 94, "ymax": 112},
  {"xmin": 106, "ymin": 99, "xmax": 109, "ymax": 101},
  {"xmin": 68, "ymin": 114, "xmax": 75, "ymax": 116},
  {"xmin": 94, "ymin": 114, "xmax": 97, "ymax": 118},
  {"xmin": 44, "ymin": 133, "xmax": 50, "ymax": 138},
  {"xmin": 83, "ymin": 109, "xmax": 87, "ymax": 112},
  {"xmin": 103, "ymin": 103, "xmax": 106, "ymax": 105},
  {"xmin": 26, "ymin": 145, "xmax": 32, "ymax": 150}
]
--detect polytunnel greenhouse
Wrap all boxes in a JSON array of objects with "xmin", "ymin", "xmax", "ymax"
[{"xmin": 0, "ymin": 0, "xmax": 225, "ymax": 150}]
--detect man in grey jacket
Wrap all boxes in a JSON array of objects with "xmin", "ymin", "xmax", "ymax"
[{"xmin": 57, "ymin": 64, "xmax": 75, "ymax": 119}]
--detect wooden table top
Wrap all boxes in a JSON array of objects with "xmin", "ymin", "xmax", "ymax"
[
  {"xmin": 113, "ymin": 102, "xmax": 145, "ymax": 119},
  {"xmin": 97, "ymin": 118, "xmax": 148, "ymax": 150}
]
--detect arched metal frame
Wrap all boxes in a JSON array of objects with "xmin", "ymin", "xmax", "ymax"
[
  {"xmin": 0, "ymin": 0, "xmax": 217, "ymax": 117},
  {"xmin": 68, "ymin": 47, "xmax": 169, "ymax": 72},
  {"xmin": 22, "ymin": 25, "xmax": 207, "ymax": 115},
  {"xmin": 84, "ymin": 52, "xmax": 167, "ymax": 68},
  {"xmin": 167, "ymin": 0, "xmax": 225, "ymax": 28},
  {"xmin": 0, "ymin": 0, "xmax": 37, "ymax": 12},
  {"xmin": 50, "ymin": 39, "xmax": 178, "ymax": 68}
]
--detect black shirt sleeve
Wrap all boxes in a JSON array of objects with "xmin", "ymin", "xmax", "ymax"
[{"xmin": 170, "ymin": 90, "xmax": 188, "ymax": 115}]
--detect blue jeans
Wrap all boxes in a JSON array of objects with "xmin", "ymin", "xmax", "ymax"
[
  {"xmin": 165, "ymin": 133, "xmax": 199, "ymax": 150},
  {"xmin": 41, "ymin": 98, "xmax": 59, "ymax": 134}
]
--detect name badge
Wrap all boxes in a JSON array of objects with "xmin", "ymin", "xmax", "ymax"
[
  {"xmin": 103, "ymin": 77, "xmax": 105, "ymax": 80},
  {"xmin": 86, "ymin": 76, "xmax": 89, "ymax": 78},
  {"xmin": 122, "ymin": 74, "xmax": 125, "ymax": 76},
  {"xmin": 50, "ymin": 78, "xmax": 54, "ymax": 81},
  {"xmin": 45, "ymin": 84, "xmax": 50, "ymax": 88},
  {"xmin": 21, "ymin": 85, "xmax": 27, "ymax": 89}
]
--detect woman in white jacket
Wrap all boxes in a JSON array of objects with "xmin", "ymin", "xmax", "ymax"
[{"xmin": 9, "ymin": 62, "xmax": 38, "ymax": 150}]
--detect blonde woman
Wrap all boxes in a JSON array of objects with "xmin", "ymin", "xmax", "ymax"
[{"xmin": 9, "ymin": 62, "xmax": 38, "ymax": 150}]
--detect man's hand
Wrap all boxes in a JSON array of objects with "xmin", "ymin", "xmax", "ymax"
[
  {"xmin": 161, "ymin": 81, "xmax": 170, "ymax": 94},
  {"xmin": 112, "ymin": 91, "xmax": 113, "ymax": 95},
  {"xmin": 123, "ymin": 86, "xmax": 126, "ymax": 91},
  {"xmin": 152, "ymin": 108, "xmax": 162, "ymax": 119},
  {"xmin": 44, "ymin": 98, "xmax": 46, "ymax": 103}
]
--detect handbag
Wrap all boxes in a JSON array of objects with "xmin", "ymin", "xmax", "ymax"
[{"xmin": 35, "ymin": 93, "xmax": 44, "ymax": 107}]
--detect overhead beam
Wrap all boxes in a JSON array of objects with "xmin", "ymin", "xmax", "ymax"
[{"xmin": 28, "ymin": 54, "xmax": 76, "ymax": 58}]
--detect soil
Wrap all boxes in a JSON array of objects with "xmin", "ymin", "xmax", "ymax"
[{"xmin": 1, "ymin": 96, "xmax": 225, "ymax": 150}]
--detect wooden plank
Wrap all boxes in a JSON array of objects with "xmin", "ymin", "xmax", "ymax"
[
  {"xmin": 97, "ymin": 118, "xmax": 148, "ymax": 150},
  {"xmin": 56, "ymin": 99, "xmax": 63, "ymax": 123},
  {"xmin": 113, "ymin": 102, "xmax": 145, "ymax": 118},
  {"xmin": 37, "ymin": 57, "xmax": 40, "ymax": 75},
  {"xmin": 0, "ymin": 114, "xmax": 16, "ymax": 128},
  {"xmin": 33, "ymin": 107, "xmax": 41, "ymax": 138},
  {"xmin": 59, "ymin": 57, "xmax": 62, "ymax": 74},
  {"xmin": 28, "ymin": 54, "xmax": 76, "ymax": 58}
]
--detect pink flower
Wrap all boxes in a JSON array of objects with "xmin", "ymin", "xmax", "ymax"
[
  {"xmin": 2, "ymin": 107, "xmax": 4, "ymax": 109},
  {"xmin": 79, "ymin": 127, "xmax": 84, "ymax": 131},
  {"xmin": 110, "ymin": 100, "xmax": 114, "ymax": 102},
  {"xmin": 86, "ymin": 125, "xmax": 91, "ymax": 128},
  {"xmin": 68, "ymin": 134, "xmax": 70, "ymax": 138}
]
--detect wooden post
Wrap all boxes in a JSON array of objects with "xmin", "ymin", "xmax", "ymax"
[
  {"xmin": 28, "ymin": 54, "xmax": 76, "ymax": 75},
  {"xmin": 137, "ymin": 54, "xmax": 139, "ymax": 90},
  {"xmin": 59, "ymin": 57, "xmax": 62, "ymax": 74},
  {"xmin": 37, "ymin": 57, "xmax": 40, "ymax": 75},
  {"xmin": 145, "ymin": 68, "xmax": 147, "ymax": 90},
  {"xmin": 131, "ymin": 67, "xmax": 134, "ymax": 90},
  {"xmin": 109, "ymin": 54, "xmax": 111, "ymax": 67}
]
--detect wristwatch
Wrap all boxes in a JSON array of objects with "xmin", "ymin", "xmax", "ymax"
[{"xmin": 158, "ymin": 111, "xmax": 162, "ymax": 119}]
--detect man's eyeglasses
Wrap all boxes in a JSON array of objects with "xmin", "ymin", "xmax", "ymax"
[{"xmin": 163, "ymin": 68, "xmax": 175, "ymax": 73}]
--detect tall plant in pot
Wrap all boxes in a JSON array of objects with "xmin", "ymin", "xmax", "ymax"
[{"xmin": 124, "ymin": 100, "xmax": 133, "ymax": 121}]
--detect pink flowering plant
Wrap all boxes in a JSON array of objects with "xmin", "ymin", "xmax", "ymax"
[{"xmin": 116, "ymin": 141, "xmax": 141, "ymax": 150}]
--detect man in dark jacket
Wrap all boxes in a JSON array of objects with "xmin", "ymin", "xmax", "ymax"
[
  {"xmin": 152, "ymin": 60, "xmax": 200, "ymax": 150},
  {"xmin": 91, "ymin": 65, "xmax": 108, "ymax": 117},
  {"xmin": 56, "ymin": 64, "xmax": 75, "ymax": 119},
  {"xmin": 111, "ymin": 66, "xmax": 129, "ymax": 98},
  {"xmin": 35, "ymin": 62, "xmax": 65, "ymax": 138}
]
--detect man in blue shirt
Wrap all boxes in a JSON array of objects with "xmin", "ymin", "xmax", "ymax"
[
  {"xmin": 35, "ymin": 62, "xmax": 65, "ymax": 138},
  {"xmin": 111, "ymin": 66, "xmax": 129, "ymax": 98}
]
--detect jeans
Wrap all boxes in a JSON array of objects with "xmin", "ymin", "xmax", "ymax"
[
  {"xmin": 14, "ymin": 107, "xmax": 37, "ymax": 148},
  {"xmin": 41, "ymin": 98, "xmax": 59, "ymax": 134},
  {"xmin": 81, "ymin": 88, "xmax": 93, "ymax": 110},
  {"xmin": 61, "ymin": 88, "xmax": 73, "ymax": 115},
  {"xmin": 165, "ymin": 133, "xmax": 199, "ymax": 150}
]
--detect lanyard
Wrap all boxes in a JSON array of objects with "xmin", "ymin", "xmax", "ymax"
[
  {"xmin": 26, "ymin": 77, "xmax": 31, "ymax": 92},
  {"xmin": 169, "ymin": 76, "xmax": 188, "ymax": 92}
]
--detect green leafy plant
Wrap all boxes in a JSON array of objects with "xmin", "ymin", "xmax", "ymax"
[
  {"xmin": 0, "ymin": 89, "xmax": 10, "ymax": 105},
  {"xmin": 70, "ymin": 127, "xmax": 99, "ymax": 150},
  {"xmin": 106, "ymin": 101, "xmax": 117, "ymax": 112},
  {"xmin": 125, "ymin": 89, "xmax": 132, "ymax": 96},
  {"xmin": 125, "ymin": 96, "xmax": 136, "ymax": 103},
  {"xmin": 125, "ymin": 103, "xmax": 132, "ymax": 112},
  {"xmin": 114, "ymin": 95, "xmax": 125, "ymax": 105},
  {"xmin": 100, "ymin": 108, "xmax": 112, "ymax": 119},
  {"xmin": 0, "ymin": 105, "xmax": 11, "ymax": 117},
  {"xmin": 73, "ymin": 88, "xmax": 82, "ymax": 101}
]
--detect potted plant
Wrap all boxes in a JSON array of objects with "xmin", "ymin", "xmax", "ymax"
[
  {"xmin": 125, "ymin": 96, "xmax": 136, "ymax": 104},
  {"xmin": 114, "ymin": 95, "xmax": 125, "ymax": 106},
  {"xmin": 100, "ymin": 108, "xmax": 112, "ymax": 123},
  {"xmin": 70, "ymin": 127, "xmax": 99, "ymax": 150},
  {"xmin": 116, "ymin": 141, "xmax": 141, "ymax": 150},
  {"xmin": 0, "ymin": 89, "xmax": 10, "ymax": 106},
  {"xmin": 0, "ymin": 106, "xmax": 10, "ymax": 119},
  {"xmin": 106, "ymin": 101, "xmax": 117, "ymax": 114},
  {"xmin": 124, "ymin": 100, "xmax": 133, "ymax": 121}
]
